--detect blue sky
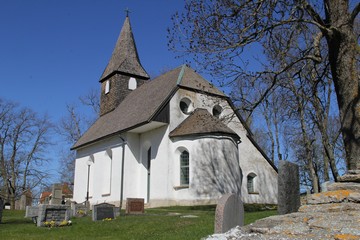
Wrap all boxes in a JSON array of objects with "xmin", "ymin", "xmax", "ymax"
[
  {"xmin": 0, "ymin": 0, "xmax": 187, "ymax": 182},
  {"xmin": 0, "ymin": 0, "xmax": 185, "ymax": 122}
]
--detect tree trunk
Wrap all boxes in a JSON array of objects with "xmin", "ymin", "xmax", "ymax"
[{"xmin": 325, "ymin": 0, "xmax": 360, "ymax": 171}]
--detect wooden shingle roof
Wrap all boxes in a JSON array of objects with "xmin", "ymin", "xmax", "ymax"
[
  {"xmin": 72, "ymin": 65, "xmax": 226, "ymax": 150},
  {"xmin": 100, "ymin": 16, "xmax": 149, "ymax": 81},
  {"xmin": 169, "ymin": 108, "xmax": 240, "ymax": 142}
]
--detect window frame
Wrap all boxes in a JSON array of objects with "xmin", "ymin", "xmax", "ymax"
[
  {"xmin": 180, "ymin": 150, "xmax": 190, "ymax": 186},
  {"xmin": 247, "ymin": 173, "xmax": 258, "ymax": 194}
]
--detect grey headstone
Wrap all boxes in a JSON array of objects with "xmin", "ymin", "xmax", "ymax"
[
  {"xmin": 214, "ymin": 193, "xmax": 244, "ymax": 233},
  {"xmin": 37, "ymin": 204, "xmax": 71, "ymax": 227},
  {"xmin": 278, "ymin": 160, "xmax": 300, "ymax": 215},
  {"xmin": 49, "ymin": 184, "xmax": 62, "ymax": 205},
  {"xmin": 92, "ymin": 203, "xmax": 115, "ymax": 221},
  {"xmin": 321, "ymin": 181, "xmax": 330, "ymax": 192},
  {"xmin": 20, "ymin": 193, "xmax": 32, "ymax": 210},
  {"xmin": 72, "ymin": 203, "xmax": 89, "ymax": 217},
  {"xmin": 25, "ymin": 206, "xmax": 39, "ymax": 218}
]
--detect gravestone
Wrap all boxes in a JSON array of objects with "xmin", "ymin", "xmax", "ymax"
[
  {"xmin": 278, "ymin": 160, "xmax": 300, "ymax": 215},
  {"xmin": 214, "ymin": 193, "xmax": 244, "ymax": 233},
  {"xmin": 71, "ymin": 202, "xmax": 89, "ymax": 217},
  {"xmin": 0, "ymin": 197, "xmax": 3, "ymax": 223},
  {"xmin": 37, "ymin": 204, "xmax": 71, "ymax": 227},
  {"xmin": 49, "ymin": 183, "xmax": 62, "ymax": 205},
  {"xmin": 20, "ymin": 192, "xmax": 32, "ymax": 210},
  {"xmin": 126, "ymin": 198, "xmax": 144, "ymax": 214},
  {"xmin": 92, "ymin": 203, "xmax": 115, "ymax": 221},
  {"xmin": 25, "ymin": 206, "xmax": 39, "ymax": 224}
]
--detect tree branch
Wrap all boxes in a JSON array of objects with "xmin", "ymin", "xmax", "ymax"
[{"xmin": 351, "ymin": 2, "xmax": 360, "ymax": 23}]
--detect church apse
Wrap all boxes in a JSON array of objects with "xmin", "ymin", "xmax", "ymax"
[{"xmin": 191, "ymin": 138, "xmax": 242, "ymax": 198}]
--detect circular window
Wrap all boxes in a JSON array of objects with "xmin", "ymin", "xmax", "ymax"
[
  {"xmin": 212, "ymin": 105, "xmax": 222, "ymax": 118},
  {"xmin": 179, "ymin": 97, "xmax": 192, "ymax": 114}
]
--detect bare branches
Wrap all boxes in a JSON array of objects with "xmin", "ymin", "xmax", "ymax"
[
  {"xmin": 351, "ymin": 2, "xmax": 360, "ymax": 23},
  {"xmin": 0, "ymin": 98, "xmax": 52, "ymax": 208}
]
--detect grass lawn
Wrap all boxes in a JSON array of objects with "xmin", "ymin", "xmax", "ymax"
[{"xmin": 0, "ymin": 205, "xmax": 276, "ymax": 240}]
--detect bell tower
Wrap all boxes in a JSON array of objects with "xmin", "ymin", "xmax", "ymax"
[{"xmin": 99, "ymin": 15, "xmax": 150, "ymax": 116}]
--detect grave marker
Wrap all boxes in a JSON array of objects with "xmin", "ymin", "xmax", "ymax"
[
  {"xmin": 92, "ymin": 203, "xmax": 115, "ymax": 221},
  {"xmin": 214, "ymin": 193, "xmax": 244, "ymax": 233},
  {"xmin": 37, "ymin": 204, "xmax": 71, "ymax": 227},
  {"xmin": 49, "ymin": 183, "xmax": 63, "ymax": 205},
  {"xmin": 278, "ymin": 160, "xmax": 300, "ymax": 215},
  {"xmin": 126, "ymin": 198, "xmax": 144, "ymax": 214}
]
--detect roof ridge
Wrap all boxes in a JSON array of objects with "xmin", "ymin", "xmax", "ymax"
[{"xmin": 176, "ymin": 64, "xmax": 187, "ymax": 85}]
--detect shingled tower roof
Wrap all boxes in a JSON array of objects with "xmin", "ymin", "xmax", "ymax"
[{"xmin": 100, "ymin": 16, "xmax": 149, "ymax": 81}]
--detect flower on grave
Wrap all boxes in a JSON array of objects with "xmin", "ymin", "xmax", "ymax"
[
  {"xmin": 43, "ymin": 220, "xmax": 56, "ymax": 228},
  {"xmin": 59, "ymin": 220, "xmax": 72, "ymax": 227},
  {"xmin": 102, "ymin": 218, "xmax": 112, "ymax": 221},
  {"xmin": 43, "ymin": 220, "xmax": 72, "ymax": 228},
  {"xmin": 77, "ymin": 210, "xmax": 86, "ymax": 215}
]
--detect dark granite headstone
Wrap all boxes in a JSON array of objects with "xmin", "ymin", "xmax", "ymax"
[
  {"xmin": 278, "ymin": 160, "xmax": 300, "ymax": 215},
  {"xmin": 214, "ymin": 193, "xmax": 244, "ymax": 233},
  {"xmin": 126, "ymin": 198, "xmax": 144, "ymax": 214},
  {"xmin": 92, "ymin": 203, "xmax": 115, "ymax": 221}
]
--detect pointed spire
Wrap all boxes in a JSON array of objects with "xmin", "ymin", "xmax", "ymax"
[{"xmin": 100, "ymin": 16, "xmax": 149, "ymax": 81}]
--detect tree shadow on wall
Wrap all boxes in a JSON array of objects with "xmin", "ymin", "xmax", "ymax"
[{"xmin": 191, "ymin": 139, "xmax": 242, "ymax": 198}]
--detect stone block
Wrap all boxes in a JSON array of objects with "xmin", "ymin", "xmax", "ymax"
[
  {"xmin": 126, "ymin": 198, "xmax": 144, "ymax": 214},
  {"xmin": 327, "ymin": 182, "xmax": 360, "ymax": 193},
  {"xmin": 278, "ymin": 160, "xmax": 300, "ymax": 215},
  {"xmin": 214, "ymin": 193, "xmax": 244, "ymax": 233}
]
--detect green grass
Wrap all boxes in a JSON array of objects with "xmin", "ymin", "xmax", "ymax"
[{"xmin": 0, "ymin": 206, "xmax": 276, "ymax": 240}]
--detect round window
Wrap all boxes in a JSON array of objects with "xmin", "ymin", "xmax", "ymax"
[
  {"xmin": 179, "ymin": 98, "xmax": 192, "ymax": 114},
  {"xmin": 212, "ymin": 105, "xmax": 222, "ymax": 118}
]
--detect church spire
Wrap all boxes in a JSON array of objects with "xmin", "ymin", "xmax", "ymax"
[
  {"xmin": 99, "ymin": 15, "xmax": 150, "ymax": 116},
  {"xmin": 100, "ymin": 15, "xmax": 149, "ymax": 82}
]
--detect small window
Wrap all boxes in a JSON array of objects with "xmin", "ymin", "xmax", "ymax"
[
  {"xmin": 247, "ymin": 173, "xmax": 257, "ymax": 193},
  {"xmin": 180, "ymin": 151, "xmax": 189, "ymax": 185},
  {"xmin": 212, "ymin": 105, "xmax": 222, "ymax": 118},
  {"xmin": 128, "ymin": 77, "xmax": 137, "ymax": 90},
  {"xmin": 179, "ymin": 97, "xmax": 192, "ymax": 114},
  {"xmin": 105, "ymin": 80, "xmax": 110, "ymax": 94}
]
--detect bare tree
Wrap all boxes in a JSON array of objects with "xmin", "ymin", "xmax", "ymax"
[
  {"xmin": 0, "ymin": 98, "xmax": 52, "ymax": 209},
  {"xmin": 168, "ymin": 0, "xmax": 360, "ymax": 172},
  {"xmin": 56, "ymin": 89, "xmax": 99, "ymax": 183}
]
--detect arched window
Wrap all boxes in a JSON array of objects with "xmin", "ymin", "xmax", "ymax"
[
  {"xmin": 180, "ymin": 150, "xmax": 190, "ymax": 185},
  {"xmin": 247, "ymin": 173, "xmax": 257, "ymax": 193},
  {"xmin": 105, "ymin": 80, "xmax": 110, "ymax": 94},
  {"xmin": 128, "ymin": 77, "xmax": 137, "ymax": 90}
]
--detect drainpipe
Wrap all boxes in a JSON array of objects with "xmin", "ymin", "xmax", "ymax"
[{"xmin": 119, "ymin": 136, "xmax": 126, "ymax": 215}]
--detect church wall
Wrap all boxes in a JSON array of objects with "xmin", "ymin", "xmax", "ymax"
[
  {"xmin": 168, "ymin": 137, "xmax": 241, "ymax": 202},
  {"xmin": 73, "ymin": 136, "xmax": 124, "ymax": 205},
  {"xmin": 169, "ymin": 89, "xmax": 278, "ymax": 204}
]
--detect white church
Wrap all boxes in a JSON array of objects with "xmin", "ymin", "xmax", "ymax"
[{"xmin": 72, "ymin": 15, "xmax": 278, "ymax": 208}]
